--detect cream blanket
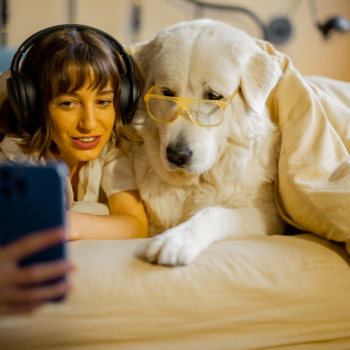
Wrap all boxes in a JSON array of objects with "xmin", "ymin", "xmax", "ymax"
[{"xmin": 255, "ymin": 41, "xmax": 350, "ymax": 252}]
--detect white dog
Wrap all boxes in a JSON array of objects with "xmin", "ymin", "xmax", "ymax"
[{"xmin": 133, "ymin": 19, "xmax": 286, "ymax": 266}]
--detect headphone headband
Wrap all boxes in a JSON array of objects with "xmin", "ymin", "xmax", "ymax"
[
  {"xmin": 10, "ymin": 24, "xmax": 134, "ymax": 73},
  {"xmin": 7, "ymin": 24, "xmax": 140, "ymax": 128}
]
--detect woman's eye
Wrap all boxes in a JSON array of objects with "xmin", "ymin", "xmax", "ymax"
[
  {"xmin": 98, "ymin": 100, "xmax": 112, "ymax": 107},
  {"xmin": 162, "ymin": 89, "xmax": 175, "ymax": 97},
  {"xmin": 207, "ymin": 92, "xmax": 222, "ymax": 101},
  {"xmin": 60, "ymin": 101, "xmax": 75, "ymax": 108}
]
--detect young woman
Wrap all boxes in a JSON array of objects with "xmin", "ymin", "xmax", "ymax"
[{"xmin": 0, "ymin": 25, "xmax": 148, "ymax": 313}]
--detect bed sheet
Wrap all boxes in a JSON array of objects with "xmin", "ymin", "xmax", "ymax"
[{"xmin": 1, "ymin": 234, "xmax": 349, "ymax": 350}]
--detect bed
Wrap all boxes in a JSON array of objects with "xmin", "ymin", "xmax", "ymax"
[
  {"xmin": 0, "ymin": 235, "xmax": 350, "ymax": 350},
  {"xmin": 0, "ymin": 38, "xmax": 350, "ymax": 349}
]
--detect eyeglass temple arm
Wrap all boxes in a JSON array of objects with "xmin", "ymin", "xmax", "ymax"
[{"xmin": 223, "ymin": 88, "xmax": 240, "ymax": 105}]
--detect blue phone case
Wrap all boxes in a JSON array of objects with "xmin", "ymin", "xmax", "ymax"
[{"xmin": 0, "ymin": 163, "xmax": 67, "ymax": 301}]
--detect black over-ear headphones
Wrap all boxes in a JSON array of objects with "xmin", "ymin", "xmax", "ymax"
[{"xmin": 6, "ymin": 24, "xmax": 140, "ymax": 129}]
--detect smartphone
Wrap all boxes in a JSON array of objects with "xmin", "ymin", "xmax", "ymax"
[{"xmin": 0, "ymin": 162, "xmax": 67, "ymax": 301}]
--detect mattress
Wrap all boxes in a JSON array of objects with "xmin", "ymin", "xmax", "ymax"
[{"xmin": 1, "ymin": 234, "xmax": 350, "ymax": 350}]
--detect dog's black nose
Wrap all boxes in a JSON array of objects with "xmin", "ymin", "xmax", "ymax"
[{"xmin": 166, "ymin": 146, "xmax": 192, "ymax": 167}]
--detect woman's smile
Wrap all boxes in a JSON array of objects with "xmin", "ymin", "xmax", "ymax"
[{"xmin": 71, "ymin": 135, "xmax": 102, "ymax": 149}]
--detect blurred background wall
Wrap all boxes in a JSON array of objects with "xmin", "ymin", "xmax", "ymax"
[{"xmin": 1, "ymin": 0, "xmax": 350, "ymax": 80}]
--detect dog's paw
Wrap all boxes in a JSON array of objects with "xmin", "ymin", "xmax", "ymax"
[{"xmin": 135, "ymin": 226, "xmax": 207, "ymax": 266}]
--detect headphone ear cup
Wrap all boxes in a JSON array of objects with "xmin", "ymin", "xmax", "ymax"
[
  {"xmin": 128, "ymin": 75, "xmax": 140, "ymax": 124},
  {"xmin": 119, "ymin": 74, "xmax": 140, "ymax": 125},
  {"xmin": 6, "ymin": 73, "xmax": 37, "ymax": 128},
  {"xmin": 21, "ymin": 73, "xmax": 37, "ymax": 120},
  {"xmin": 6, "ymin": 76, "xmax": 23, "ymax": 125},
  {"xmin": 119, "ymin": 75, "xmax": 130, "ymax": 125}
]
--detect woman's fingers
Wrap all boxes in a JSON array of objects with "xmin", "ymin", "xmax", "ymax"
[
  {"xmin": 15, "ymin": 259, "xmax": 75, "ymax": 285},
  {"xmin": 0, "ymin": 302, "xmax": 45, "ymax": 315},
  {"xmin": 0, "ymin": 278, "xmax": 73, "ymax": 306},
  {"xmin": 1, "ymin": 227, "xmax": 65, "ymax": 262}
]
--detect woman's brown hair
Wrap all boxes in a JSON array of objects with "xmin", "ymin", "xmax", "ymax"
[{"xmin": 0, "ymin": 27, "xmax": 136, "ymax": 157}]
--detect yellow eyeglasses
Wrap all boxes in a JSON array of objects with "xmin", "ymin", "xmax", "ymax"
[{"xmin": 144, "ymin": 85, "xmax": 240, "ymax": 127}]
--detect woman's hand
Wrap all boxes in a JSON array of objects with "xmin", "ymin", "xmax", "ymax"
[{"xmin": 0, "ymin": 228, "xmax": 74, "ymax": 315}]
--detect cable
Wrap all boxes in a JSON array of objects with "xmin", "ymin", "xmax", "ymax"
[
  {"xmin": 183, "ymin": 0, "xmax": 269, "ymax": 40},
  {"xmin": 176, "ymin": 0, "xmax": 294, "ymax": 45},
  {"xmin": 307, "ymin": 0, "xmax": 350, "ymax": 38}
]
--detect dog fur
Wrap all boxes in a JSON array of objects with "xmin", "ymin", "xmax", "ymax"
[{"xmin": 132, "ymin": 19, "xmax": 286, "ymax": 265}]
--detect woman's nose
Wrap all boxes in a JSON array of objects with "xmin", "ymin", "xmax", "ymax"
[{"xmin": 78, "ymin": 105, "xmax": 98, "ymax": 131}]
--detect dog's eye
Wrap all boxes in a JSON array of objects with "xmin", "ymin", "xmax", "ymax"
[
  {"xmin": 162, "ymin": 89, "xmax": 175, "ymax": 97},
  {"xmin": 207, "ymin": 92, "xmax": 222, "ymax": 101}
]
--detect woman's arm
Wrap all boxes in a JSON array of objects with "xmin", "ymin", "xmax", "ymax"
[{"xmin": 67, "ymin": 190, "xmax": 148, "ymax": 240}]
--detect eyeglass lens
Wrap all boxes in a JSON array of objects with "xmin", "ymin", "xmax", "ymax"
[
  {"xmin": 149, "ymin": 98, "xmax": 178, "ymax": 122},
  {"xmin": 189, "ymin": 103, "xmax": 222, "ymax": 126},
  {"xmin": 148, "ymin": 98, "xmax": 223, "ymax": 126}
]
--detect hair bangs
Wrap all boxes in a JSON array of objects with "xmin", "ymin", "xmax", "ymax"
[{"xmin": 49, "ymin": 43, "xmax": 120, "ymax": 98}]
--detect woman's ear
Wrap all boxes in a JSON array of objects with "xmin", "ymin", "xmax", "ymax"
[{"xmin": 240, "ymin": 51, "xmax": 282, "ymax": 114}]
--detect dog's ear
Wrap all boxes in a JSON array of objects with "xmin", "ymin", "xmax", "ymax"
[
  {"xmin": 136, "ymin": 39, "xmax": 161, "ymax": 79},
  {"xmin": 240, "ymin": 51, "xmax": 282, "ymax": 114}
]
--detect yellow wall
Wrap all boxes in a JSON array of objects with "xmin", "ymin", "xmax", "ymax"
[{"xmin": 5, "ymin": 0, "xmax": 350, "ymax": 81}]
